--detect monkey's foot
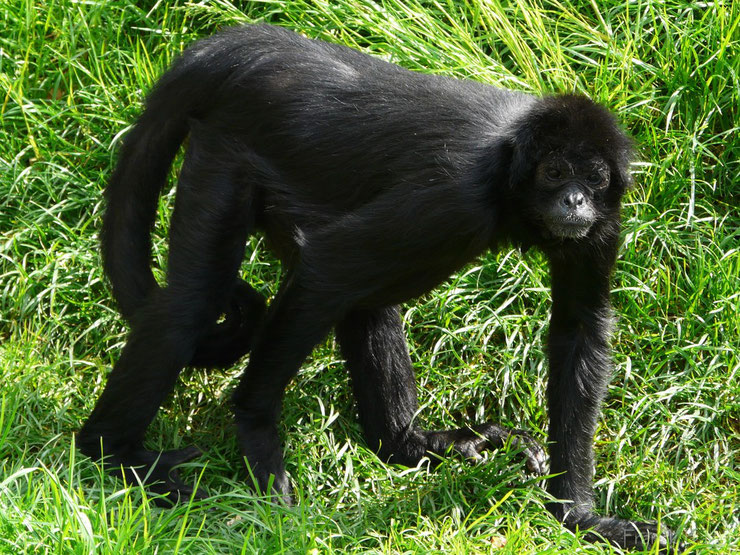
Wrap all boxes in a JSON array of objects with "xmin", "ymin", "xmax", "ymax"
[
  {"xmin": 235, "ymin": 416, "xmax": 293, "ymax": 505},
  {"xmin": 124, "ymin": 446, "xmax": 207, "ymax": 506},
  {"xmin": 81, "ymin": 441, "xmax": 206, "ymax": 506},
  {"xmin": 425, "ymin": 423, "xmax": 548, "ymax": 475}
]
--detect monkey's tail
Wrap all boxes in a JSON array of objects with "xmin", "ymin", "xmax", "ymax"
[
  {"xmin": 101, "ymin": 48, "xmax": 264, "ymax": 369},
  {"xmin": 100, "ymin": 89, "xmax": 189, "ymax": 323}
]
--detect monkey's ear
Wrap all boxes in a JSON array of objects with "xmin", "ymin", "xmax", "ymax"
[
  {"xmin": 612, "ymin": 161, "xmax": 634, "ymax": 191},
  {"xmin": 507, "ymin": 122, "xmax": 540, "ymax": 192},
  {"xmin": 610, "ymin": 141, "xmax": 636, "ymax": 191}
]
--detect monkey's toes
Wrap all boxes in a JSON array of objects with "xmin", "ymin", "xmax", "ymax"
[
  {"xmin": 118, "ymin": 445, "xmax": 206, "ymax": 506},
  {"xmin": 149, "ymin": 468, "xmax": 209, "ymax": 507},
  {"xmin": 156, "ymin": 445, "xmax": 203, "ymax": 466}
]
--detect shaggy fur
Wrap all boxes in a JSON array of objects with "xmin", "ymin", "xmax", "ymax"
[{"xmin": 78, "ymin": 24, "xmax": 678, "ymax": 551}]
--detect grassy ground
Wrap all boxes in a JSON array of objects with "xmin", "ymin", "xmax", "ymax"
[{"xmin": 1, "ymin": 0, "xmax": 738, "ymax": 553}]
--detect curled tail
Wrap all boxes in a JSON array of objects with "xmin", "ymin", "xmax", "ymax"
[
  {"xmin": 102, "ymin": 43, "xmax": 265, "ymax": 368},
  {"xmin": 101, "ymin": 88, "xmax": 189, "ymax": 321}
]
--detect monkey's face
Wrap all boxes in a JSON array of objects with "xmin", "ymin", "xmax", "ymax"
[{"xmin": 532, "ymin": 151, "xmax": 611, "ymax": 239}]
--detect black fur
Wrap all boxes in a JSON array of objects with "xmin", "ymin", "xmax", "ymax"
[{"xmin": 79, "ymin": 24, "xmax": 679, "ymax": 551}]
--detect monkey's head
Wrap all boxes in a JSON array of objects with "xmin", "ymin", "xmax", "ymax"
[{"xmin": 507, "ymin": 95, "xmax": 634, "ymax": 242}]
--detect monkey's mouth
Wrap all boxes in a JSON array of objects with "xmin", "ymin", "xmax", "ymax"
[{"xmin": 544, "ymin": 217, "xmax": 594, "ymax": 239}]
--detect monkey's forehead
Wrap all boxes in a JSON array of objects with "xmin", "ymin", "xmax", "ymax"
[{"xmin": 540, "ymin": 147, "xmax": 609, "ymax": 166}]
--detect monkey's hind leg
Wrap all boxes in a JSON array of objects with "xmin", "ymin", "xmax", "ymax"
[
  {"xmin": 79, "ymin": 145, "xmax": 258, "ymax": 505},
  {"xmin": 230, "ymin": 272, "xmax": 349, "ymax": 504},
  {"xmin": 336, "ymin": 306, "xmax": 548, "ymax": 473}
]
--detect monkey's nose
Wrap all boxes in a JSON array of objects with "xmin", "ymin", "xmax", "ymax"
[{"xmin": 563, "ymin": 191, "xmax": 585, "ymax": 208}]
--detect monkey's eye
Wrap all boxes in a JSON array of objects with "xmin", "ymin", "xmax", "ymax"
[
  {"xmin": 546, "ymin": 168, "xmax": 562, "ymax": 180},
  {"xmin": 586, "ymin": 173, "xmax": 603, "ymax": 185}
]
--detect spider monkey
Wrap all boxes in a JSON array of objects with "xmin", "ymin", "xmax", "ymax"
[{"xmin": 78, "ymin": 24, "xmax": 679, "ymax": 551}]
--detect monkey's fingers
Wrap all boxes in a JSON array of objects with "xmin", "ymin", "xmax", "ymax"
[
  {"xmin": 506, "ymin": 431, "xmax": 548, "ymax": 475},
  {"xmin": 578, "ymin": 516, "xmax": 685, "ymax": 553},
  {"xmin": 458, "ymin": 424, "xmax": 548, "ymax": 475}
]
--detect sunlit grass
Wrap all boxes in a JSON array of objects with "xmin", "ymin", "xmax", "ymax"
[{"xmin": 1, "ymin": 0, "xmax": 737, "ymax": 552}]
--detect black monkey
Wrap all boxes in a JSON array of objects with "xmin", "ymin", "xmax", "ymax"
[{"xmin": 79, "ymin": 24, "xmax": 679, "ymax": 551}]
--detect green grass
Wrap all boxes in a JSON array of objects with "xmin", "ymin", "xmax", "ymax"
[{"xmin": 1, "ymin": 0, "xmax": 738, "ymax": 552}]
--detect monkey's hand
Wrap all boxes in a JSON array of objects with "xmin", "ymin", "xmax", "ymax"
[
  {"xmin": 551, "ymin": 508, "xmax": 685, "ymax": 553},
  {"xmin": 424, "ymin": 423, "xmax": 548, "ymax": 475}
]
